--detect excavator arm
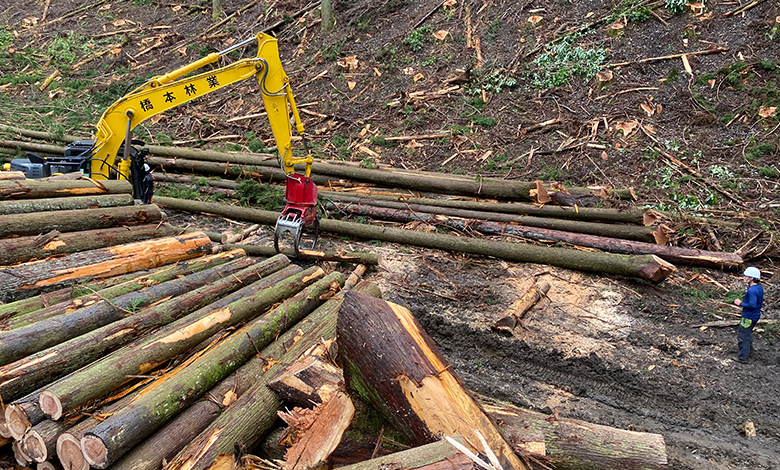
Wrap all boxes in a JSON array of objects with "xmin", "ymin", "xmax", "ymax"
[{"xmin": 89, "ymin": 32, "xmax": 312, "ymax": 181}]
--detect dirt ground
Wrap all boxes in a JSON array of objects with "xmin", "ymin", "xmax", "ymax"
[{"xmin": 2, "ymin": 0, "xmax": 780, "ymax": 469}]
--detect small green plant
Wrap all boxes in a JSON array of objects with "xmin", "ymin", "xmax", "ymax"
[
  {"xmin": 665, "ymin": 0, "xmax": 687, "ymax": 14},
  {"xmin": 321, "ymin": 38, "xmax": 347, "ymax": 62},
  {"xmin": 539, "ymin": 163, "xmax": 564, "ymax": 181},
  {"xmin": 709, "ymin": 165, "xmax": 735, "ymax": 180},
  {"xmin": 235, "ymin": 179, "xmax": 284, "ymax": 209},
  {"xmin": 746, "ymin": 142, "xmax": 777, "ymax": 161},
  {"xmin": 0, "ymin": 28, "xmax": 13, "ymax": 50},
  {"xmin": 369, "ymin": 136, "xmax": 399, "ymax": 147},
  {"xmin": 610, "ymin": 0, "xmax": 652, "ymax": 23},
  {"xmin": 156, "ymin": 185, "xmax": 201, "ymax": 200},
  {"xmin": 759, "ymin": 166, "xmax": 779, "ymax": 178},
  {"xmin": 360, "ymin": 157, "xmax": 378, "ymax": 169},
  {"xmin": 127, "ymin": 298, "xmax": 147, "ymax": 313},
  {"xmin": 47, "ymin": 33, "xmax": 91, "ymax": 67},
  {"xmin": 403, "ymin": 26, "xmax": 432, "ymax": 52},
  {"xmin": 469, "ymin": 116, "xmax": 497, "ymax": 127},
  {"xmin": 530, "ymin": 38, "xmax": 608, "ymax": 88},
  {"xmin": 486, "ymin": 19, "xmax": 501, "ymax": 41}
]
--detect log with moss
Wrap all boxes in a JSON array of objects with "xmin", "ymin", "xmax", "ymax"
[
  {"xmin": 0, "ymin": 231, "xmax": 211, "ymax": 303},
  {"xmin": 0, "ymin": 247, "xmax": 244, "ymax": 367},
  {"xmin": 0, "ymin": 255, "xmax": 285, "ymax": 403},
  {"xmin": 0, "ymin": 177, "xmax": 132, "ymax": 200},
  {"xmin": 0, "ymin": 194, "xmax": 134, "ymax": 215},
  {"xmin": 333, "ymin": 439, "xmax": 472, "ymax": 470},
  {"xmin": 38, "ymin": 265, "xmax": 321, "ymax": 421},
  {"xmin": 1, "ymin": 249, "xmax": 247, "ymax": 331},
  {"xmin": 0, "ymin": 204, "xmax": 163, "ymax": 238},
  {"xmin": 81, "ymin": 272, "xmax": 340, "ymax": 468},
  {"xmin": 0, "ymin": 223, "xmax": 181, "ymax": 267},
  {"xmin": 156, "ymin": 198, "xmax": 675, "ymax": 282},
  {"xmin": 162, "ymin": 281, "xmax": 382, "ymax": 470},
  {"xmin": 337, "ymin": 291, "xmax": 530, "ymax": 470}
]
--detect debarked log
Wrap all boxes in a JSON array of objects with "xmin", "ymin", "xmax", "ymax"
[
  {"xmin": 0, "ymin": 204, "xmax": 163, "ymax": 238},
  {"xmin": 0, "ymin": 231, "xmax": 211, "ymax": 303},
  {"xmin": 0, "ymin": 177, "xmax": 132, "ymax": 200},
  {"xmin": 0, "ymin": 255, "xmax": 284, "ymax": 404},
  {"xmin": 81, "ymin": 271, "xmax": 338, "ymax": 468},
  {"xmin": 38, "ymin": 265, "xmax": 319, "ymax": 421},
  {"xmin": 0, "ymin": 223, "xmax": 178, "ymax": 267},
  {"xmin": 0, "ymin": 194, "xmax": 134, "ymax": 215},
  {"xmin": 0, "ymin": 242, "xmax": 234, "ymax": 367},
  {"xmin": 2, "ymin": 249, "xmax": 247, "ymax": 331},
  {"xmin": 162, "ymin": 281, "xmax": 383, "ymax": 470},
  {"xmin": 156, "ymin": 198, "xmax": 675, "ymax": 282},
  {"xmin": 337, "ymin": 291, "xmax": 530, "ymax": 470}
]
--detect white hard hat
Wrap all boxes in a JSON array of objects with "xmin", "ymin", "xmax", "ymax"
[
  {"xmin": 743, "ymin": 267, "xmax": 761, "ymax": 279},
  {"xmin": 144, "ymin": 163, "xmax": 151, "ymax": 172}
]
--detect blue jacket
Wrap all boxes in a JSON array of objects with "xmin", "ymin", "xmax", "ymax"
[{"xmin": 740, "ymin": 284, "xmax": 764, "ymax": 321}]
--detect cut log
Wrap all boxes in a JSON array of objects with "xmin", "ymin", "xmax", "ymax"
[
  {"xmin": 13, "ymin": 439, "xmax": 33, "ymax": 466},
  {"xmin": 221, "ymin": 224, "xmax": 259, "ymax": 244},
  {"xmin": 479, "ymin": 395, "xmax": 668, "ymax": 470},
  {"xmin": 0, "ymin": 243, "xmax": 237, "ymax": 367},
  {"xmin": 147, "ymin": 156, "xmax": 338, "ymax": 185},
  {"xmin": 39, "ymin": 265, "xmax": 317, "ymax": 421},
  {"xmin": 162, "ymin": 281, "xmax": 382, "ymax": 470},
  {"xmin": 334, "ymin": 438, "xmax": 471, "ymax": 470},
  {"xmin": 23, "ymin": 418, "xmax": 69, "ymax": 462},
  {"xmin": 0, "ymin": 223, "xmax": 179, "ymax": 267},
  {"xmin": 0, "ymin": 231, "xmax": 212, "ymax": 303},
  {"xmin": 0, "ymin": 204, "xmax": 163, "ymax": 238},
  {"xmin": 281, "ymin": 390, "xmax": 356, "ymax": 470},
  {"xmin": 2, "ymin": 249, "xmax": 247, "ymax": 331},
  {"xmin": 327, "ymin": 200, "xmax": 657, "ymax": 242},
  {"xmin": 0, "ymin": 170, "xmax": 26, "ymax": 180},
  {"xmin": 0, "ymin": 255, "xmax": 283, "ymax": 403},
  {"xmin": 156, "ymin": 198, "xmax": 675, "ymax": 282},
  {"xmin": 269, "ymin": 355, "xmax": 344, "ymax": 408},
  {"xmin": 80, "ymin": 270, "xmax": 335, "ymax": 468},
  {"xmin": 337, "ymin": 291, "xmax": 530, "ymax": 470},
  {"xmin": 491, "ymin": 281, "xmax": 551, "ymax": 332},
  {"xmin": 0, "ymin": 194, "xmax": 134, "ymax": 215},
  {"xmin": 5, "ymin": 392, "xmax": 46, "ymax": 441},
  {"xmin": 0, "ymin": 178, "xmax": 132, "ymax": 200}
]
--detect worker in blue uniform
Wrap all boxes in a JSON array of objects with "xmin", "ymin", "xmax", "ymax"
[{"xmin": 733, "ymin": 267, "xmax": 764, "ymax": 363}]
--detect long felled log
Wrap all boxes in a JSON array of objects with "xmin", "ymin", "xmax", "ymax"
[
  {"xmin": 480, "ymin": 396, "xmax": 668, "ymax": 470},
  {"xmin": 0, "ymin": 231, "xmax": 212, "ymax": 303},
  {"xmin": 0, "ymin": 178, "xmax": 132, "ymax": 200},
  {"xmin": 337, "ymin": 291, "xmax": 530, "ymax": 470},
  {"xmin": 0, "ymin": 255, "xmax": 282, "ymax": 403},
  {"xmin": 334, "ymin": 439, "xmax": 472, "ymax": 470},
  {"xmin": 147, "ymin": 156, "xmax": 340, "ymax": 185},
  {"xmin": 162, "ymin": 281, "xmax": 382, "ymax": 470},
  {"xmin": 38, "ymin": 265, "xmax": 319, "ymax": 421},
  {"xmin": 0, "ymin": 204, "xmax": 163, "ymax": 238},
  {"xmin": 326, "ymin": 200, "xmax": 657, "ymax": 242},
  {"xmin": 0, "ymin": 244, "xmax": 237, "ymax": 367},
  {"xmin": 156, "ymin": 198, "xmax": 675, "ymax": 282},
  {"xmin": 81, "ymin": 271, "xmax": 337, "ymax": 468},
  {"xmin": 2, "ymin": 249, "xmax": 247, "ymax": 331},
  {"xmin": 0, "ymin": 194, "xmax": 134, "ymax": 215},
  {"xmin": 330, "ymin": 203, "xmax": 741, "ymax": 269},
  {"xmin": 0, "ymin": 223, "xmax": 179, "ymax": 267}
]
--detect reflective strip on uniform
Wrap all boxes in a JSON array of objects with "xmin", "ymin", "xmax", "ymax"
[{"xmin": 740, "ymin": 318, "xmax": 752, "ymax": 328}]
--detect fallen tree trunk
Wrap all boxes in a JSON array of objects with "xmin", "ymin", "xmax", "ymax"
[
  {"xmin": 337, "ymin": 291, "xmax": 530, "ymax": 470},
  {"xmin": 492, "ymin": 281, "xmax": 551, "ymax": 332},
  {"xmin": 147, "ymin": 156, "xmax": 339, "ymax": 185},
  {"xmin": 156, "ymin": 198, "xmax": 675, "ymax": 282},
  {"xmin": 162, "ymin": 281, "xmax": 383, "ymax": 470},
  {"xmin": 0, "ymin": 204, "xmax": 163, "ymax": 238},
  {"xmin": 0, "ymin": 178, "xmax": 132, "ymax": 200},
  {"xmin": 0, "ymin": 240, "xmax": 232, "ymax": 367},
  {"xmin": 2, "ymin": 249, "xmax": 246, "ymax": 331},
  {"xmin": 154, "ymin": 173, "xmax": 241, "ymax": 190},
  {"xmin": 0, "ymin": 231, "xmax": 211, "ymax": 303},
  {"xmin": 0, "ymin": 223, "xmax": 179, "ymax": 267},
  {"xmin": 38, "ymin": 265, "xmax": 318, "ymax": 421},
  {"xmin": 327, "ymin": 200, "xmax": 658, "ymax": 242},
  {"xmin": 81, "ymin": 272, "xmax": 339, "ymax": 469},
  {"xmin": 0, "ymin": 255, "xmax": 282, "ymax": 403},
  {"xmin": 334, "ymin": 439, "xmax": 472, "ymax": 470},
  {"xmin": 479, "ymin": 395, "xmax": 668, "ymax": 470},
  {"xmin": 0, "ymin": 194, "xmax": 134, "ymax": 215}
]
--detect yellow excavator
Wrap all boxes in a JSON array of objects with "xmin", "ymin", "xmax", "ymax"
[{"xmin": 14, "ymin": 32, "xmax": 319, "ymax": 254}]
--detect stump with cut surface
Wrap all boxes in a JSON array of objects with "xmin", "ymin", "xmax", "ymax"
[{"xmin": 337, "ymin": 291, "xmax": 530, "ymax": 470}]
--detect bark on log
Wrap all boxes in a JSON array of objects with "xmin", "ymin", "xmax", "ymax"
[
  {"xmin": 154, "ymin": 173, "xmax": 241, "ymax": 190},
  {"xmin": 492, "ymin": 282, "xmax": 550, "ymax": 332},
  {"xmin": 0, "ymin": 204, "xmax": 163, "ymax": 238},
  {"xmin": 0, "ymin": 194, "xmax": 134, "ymax": 215},
  {"xmin": 38, "ymin": 265, "xmax": 318, "ymax": 421},
  {"xmin": 13, "ymin": 439, "xmax": 33, "ymax": 466},
  {"xmin": 147, "ymin": 156, "xmax": 340, "ymax": 185},
  {"xmin": 0, "ymin": 231, "xmax": 212, "ymax": 303},
  {"xmin": 0, "ymin": 223, "xmax": 179, "ymax": 267},
  {"xmin": 0, "ymin": 255, "xmax": 281, "ymax": 403},
  {"xmin": 22, "ymin": 418, "xmax": 68, "ymax": 462},
  {"xmin": 0, "ymin": 171, "xmax": 26, "ymax": 180},
  {"xmin": 334, "ymin": 439, "xmax": 472, "ymax": 470},
  {"xmin": 337, "ymin": 291, "xmax": 529, "ymax": 470},
  {"xmin": 479, "ymin": 396, "xmax": 668, "ymax": 470},
  {"xmin": 0, "ymin": 241, "xmax": 232, "ymax": 367},
  {"xmin": 0, "ymin": 178, "xmax": 132, "ymax": 200},
  {"xmin": 269, "ymin": 356, "xmax": 343, "ymax": 408},
  {"xmin": 156, "ymin": 198, "xmax": 675, "ymax": 282},
  {"xmin": 5, "ymin": 392, "xmax": 46, "ymax": 440},
  {"xmin": 162, "ymin": 281, "xmax": 382, "ymax": 470},
  {"xmin": 2, "ymin": 249, "xmax": 246, "ymax": 331},
  {"xmin": 81, "ymin": 271, "xmax": 336, "ymax": 468},
  {"xmin": 328, "ymin": 201, "xmax": 657, "ymax": 243}
]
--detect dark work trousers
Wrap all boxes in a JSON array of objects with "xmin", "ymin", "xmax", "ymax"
[{"xmin": 737, "ymin": 318, "xmax": 756, "ymax": 361}]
